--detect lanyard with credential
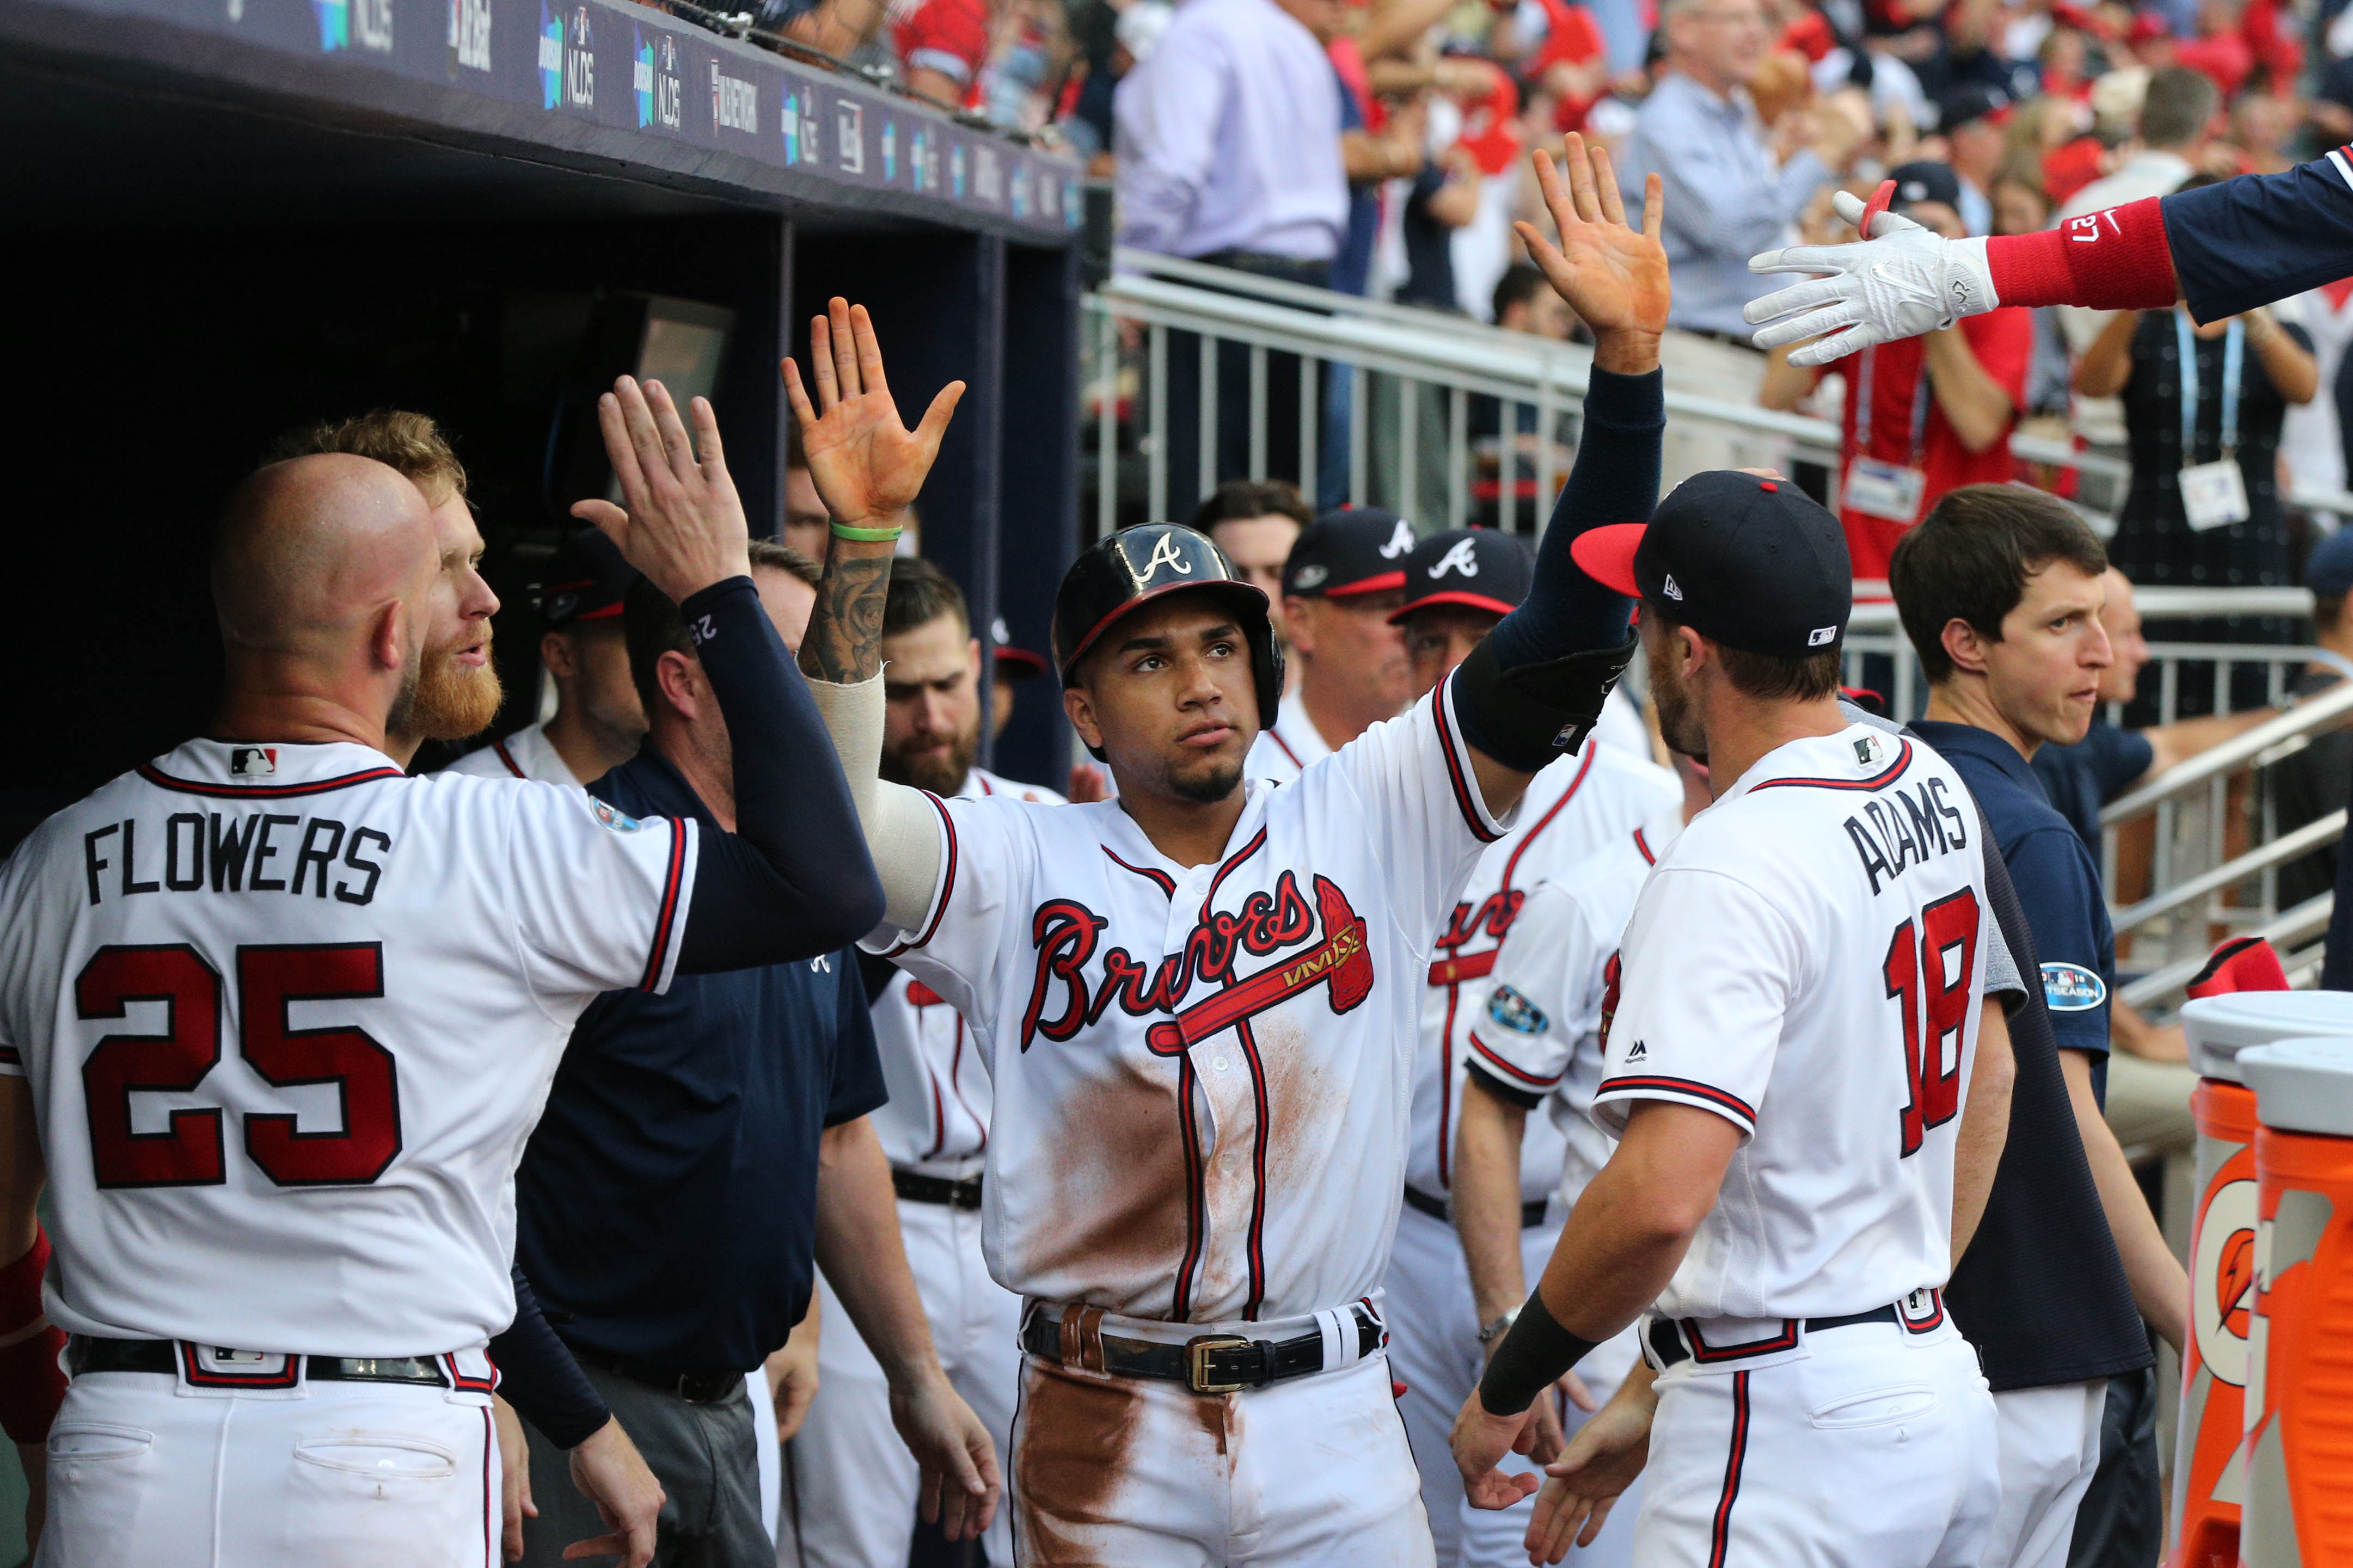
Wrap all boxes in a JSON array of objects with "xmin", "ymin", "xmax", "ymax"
[
  {"xmin": 2177, "ymin": 313, "xmax": 2245, "ymax": 462},
  {"xmin": 1856, "ymin": 342, "xmax": 1933, "ymax": 467}
]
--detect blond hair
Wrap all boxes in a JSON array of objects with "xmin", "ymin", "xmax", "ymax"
[{"xmin": 274, "ymin": 409, "xmax": 470, "ymax": 508}]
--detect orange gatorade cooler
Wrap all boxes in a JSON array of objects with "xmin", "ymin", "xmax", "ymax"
[
  {"xmin": 2238, "ymin": 1037, "xmax": 2353, "ymax": 1568},
  {"xmin": 2172, "ymin": 992, "xmax": 2353, "ymax": 1568}
]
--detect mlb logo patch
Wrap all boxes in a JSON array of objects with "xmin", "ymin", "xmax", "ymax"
[
  {"xmin": 590, "ymin": 798, "xmax": 646, "ymax": 833},
  {"xmin": 2041, "ymin": 962, "xmax": 2107, "ymax": 1012},
  {"xmin": 229, "ymin": 747, "xmax": 278, "ymax": 778},
  {"xmin": 1485, "ymin": 984, "xmax": 1548, "ymax": 1036}
]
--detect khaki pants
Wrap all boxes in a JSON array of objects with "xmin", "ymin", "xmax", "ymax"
[{"xmin": 2104, "ymin": 1053, "xmax": 2197, "ymax": 1161}]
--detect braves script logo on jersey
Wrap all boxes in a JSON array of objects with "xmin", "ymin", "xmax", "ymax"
[{"xmin": 1020, "ymin": 873, "xmax": 1372, "ymax": 1053}]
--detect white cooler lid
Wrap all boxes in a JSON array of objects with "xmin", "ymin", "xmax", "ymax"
[
  {"xmin": 2241, "ymin": 1038, "xmax": 2353, "ymax": 1137},
  {"xmin": 2178, "ymin": 991, "xmax": 2353, "ymax": 1083}
]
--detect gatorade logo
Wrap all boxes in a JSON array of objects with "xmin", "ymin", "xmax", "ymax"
[
  {"xmin": 2192, "ymin": 1178, "xmax": 2258, "ymax": 1387},
  {"xmin": 1139, "ymin": 534, "xmax": 1194, "ymax": 581}
]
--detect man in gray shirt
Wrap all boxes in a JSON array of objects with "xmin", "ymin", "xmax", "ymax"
[{"xmin": 1620, "ymin": 0, "xmax": 1864, "ymax": 337}]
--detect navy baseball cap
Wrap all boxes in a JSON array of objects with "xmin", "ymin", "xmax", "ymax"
[
  {"xmin": 1389, "ymin": 528, "xmax": 1535, "ymax": 623},
  {"xmin": 1284, "ymin": 507, "xmax": 1417, "ymax": 599},
  {"xmin": 1571, "ymin": 472, "xmax": 1852, "ymax": 657},
  {"xmin": 2308, "ymin": 530, "xmax": 2353, "ymax": 597},
  {"xmin": 537, "ymin": 528, "xmax": 638, "ymax": 628},
  {"xmin": 1886, "ymin": 161, "xmax": 1963, "ymax": 216}
]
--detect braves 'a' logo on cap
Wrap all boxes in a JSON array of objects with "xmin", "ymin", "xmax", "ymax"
[
  {"xmin": 1139, "ymin": 534, "xmax": 1195, "ymax": 582},
  {"xmin": 1380, "ymin": 518, "xmax": 1416, "ymax": 558},
  {"xmin": 1430, "ymin": 538, "xmax": 1480, "ymax": 579}
]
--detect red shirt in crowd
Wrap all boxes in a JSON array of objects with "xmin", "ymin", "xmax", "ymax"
[
  {"xmin": 895, "ymin": 0, "xmax": 989, "ymax": 106},
  {"xmin": 1529, "ymin": 0, "xmax": 1607, "ymax": 131},
  {"xmin": 1821, "ymin": 306, "xmax": 2035, "ymax": 580}
]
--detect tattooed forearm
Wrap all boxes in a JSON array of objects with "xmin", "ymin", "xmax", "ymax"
[{"xmin": 798, "ymin": 546, "xmax": 892, "ymax": 685}]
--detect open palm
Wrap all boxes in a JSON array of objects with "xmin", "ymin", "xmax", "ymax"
[
  {"xmin": 1515, "ymin": 134, "xmax": 1669, "ymax": 340},
  {"xmin": 783, "ymin": 298, "xmax": 964, "ymax": 528}
]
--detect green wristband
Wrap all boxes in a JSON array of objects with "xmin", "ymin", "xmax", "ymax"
[{"xmin": 830, "ymin": 520, "xmax": 904, "ymax": 543}]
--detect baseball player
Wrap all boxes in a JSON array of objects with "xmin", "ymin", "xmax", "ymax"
[
  {"xmin": 1246, "ymin": 507, "xmax": 1417, "ymax": 783},
  {"xmin": 0, "ymin": 369, "xmax": 910, "ymax": 1565},
  {"xmin": 1376, "ymin": 526, "xmax": 1677, "ymax": 1567},
  {"xmin": 1450, "ymin": 468, "xmax": 2022, "ymax": 1567},
  {"xmin": 773, "ymin": 144, "xmax": 1668, "ymax": 1563},
  {"xmin": 784, "ymin": 557, "xmax": 1054, "ymax": 1568},
  {"xmin": 1447, "ymin": 747, "xmax": 1712, "ymax": 1566},
  {"xmin": 444, "ymin": 527, "xmax": 647, "ymax": 788}
]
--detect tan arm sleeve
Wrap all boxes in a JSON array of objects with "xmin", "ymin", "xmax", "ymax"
[{"xmin": 805, "ymin": 674, "xmax": 946, "ymax": 934}]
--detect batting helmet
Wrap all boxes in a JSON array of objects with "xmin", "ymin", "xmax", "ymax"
[{"xmin": 1052, "ymin": 524, "xmax": 1284, "ymax": 756}]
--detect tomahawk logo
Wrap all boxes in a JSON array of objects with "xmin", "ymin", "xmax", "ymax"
[
  {"xmin": 1430, "ymin": 538, "xmax": 1480, "ymax": 579},
  {"xmin": 1380, "ymin": 518, "xmax": 1417, "ymax": 558},
  {"xmin": 1139, "ymin": 534, "xmax": 1194, "ymax": 581}
]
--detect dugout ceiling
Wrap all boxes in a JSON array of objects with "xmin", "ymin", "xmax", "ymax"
[{"xmin": 0, "ymin": 0, "xmax": 1084, "ymax": 846}]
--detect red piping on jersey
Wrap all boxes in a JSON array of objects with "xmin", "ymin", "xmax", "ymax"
[
  {"xmin": 1235, "ymin": 1016, "xmax": 1272, "ymax": 1320},
  {"xmin": 1499, "ymin": 746, "xmax": 1595, "ymax": 893},
  {"xmin": 1707, "ymin": 1370, "xmax": 1751, "ymax": 1568},
  {"xmin": 1469, "ymin": 1030, "xmax": 1562, "ymax": 1088},
  {"xmin": 493, "ymin": 740, "xmax": 526, "ymax": 779},
  {"xmin": 977, "ymin": 773, "xmax": 995, "ymax": 796},
  {"xmin": 1173, "ymin": 1053, "xmax": 1209, "ymax": 1321},
  {"xmin": 1267, "ymin": 728, "xmax": 1304, "ymax": 770},
  {"xmin": 1430, "ymin": 685, "xmax": 1503, "ymax": 844},
  {"xmin": 136, "ymin": 763, "xmax": 407, "ymax": 799},
  {"xmin": 636, "ymin": 819, "xmax": 690, "ymax": 993},
  {"xmin": 1202, "ymin": 828, "xmax": 1268, "ymax": 918},
  {"xmin": 1598, "ymin": 1074, "xmax": 1757, "ymax": 1129},
  {"xmin": 949, "ymin": 1017, "xmax": 986, "ymax": 1154},
  {"xmin": 923, "ymin": 1062, "xmax": 949, "ymax": 1161},
  {"xmin": 884, "ymin": 794, "xmax": 960, "ymax": 956},
  {"xmin": 1747, "ymin": 739, "xmax": 1912, "ymax": 794},
  {"xmin": 1633, "ymin": 826, "xmax": 1657, "ymax": 864},
  {"xmin": 1102, "ymin": 847, "xmax": 1176, "ymax": 897}
]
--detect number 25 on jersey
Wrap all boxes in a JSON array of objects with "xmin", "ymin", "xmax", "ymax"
[{"xmin": 77, "ymin": 942, "xmax": 400, "ymax": 1189}]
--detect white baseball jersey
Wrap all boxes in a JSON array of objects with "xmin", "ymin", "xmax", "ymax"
[
  {"xmin": 870, "ymin": 684, "xmax": 1507, "ymax": 1323},
  {"xmin": 442, "ymin": 718, "xmax": 583, "ymax": 788},
  {"xmin": 869, "ymin": 765, "xmax": 1065, "ymax": 1177},
  {"xmin": 1466, "ymin": 807, "xmax": 1684, "ymax": 1207},
  {"xmin": 1411, "ymin": 743, "xmax": 1677, "ymax": 1203},
  {"xmin": 1245, "ymin": 687, "xmax": 1339, "ymax": 784},
  {"xmin": 1596, "ymin": 724, "xmax": 2013, "ymax": 1321},
  {"xmin": 0, "ymin": 738, "xmax": 697, "ymax": 1356}
]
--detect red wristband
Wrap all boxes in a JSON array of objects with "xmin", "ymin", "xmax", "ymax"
[
  {"xmin": 1986, "ymin": 196, "xmax": 2178, "ymax": 311},
  {"xmin": 0, "ymin": 1228, "xmax": 67, "ymax": 1443}
]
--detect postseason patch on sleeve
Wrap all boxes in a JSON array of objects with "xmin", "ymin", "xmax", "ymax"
[
  {"xmin": 2040, "ymin": 961, "xmax": 2107, "ymax": 1012},
  {"xmin": 1486, "ymin": 984, "xmax": 1549, "ymax": 1036},
  {"xmin": 590, "ymin": 798, "xmax": 646, "ymax": 833}
]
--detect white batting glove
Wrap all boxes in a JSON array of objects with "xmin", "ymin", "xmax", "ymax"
[{"xmin": 1743, "ymin": 190, "xmax": 1999, "ymax": 367}]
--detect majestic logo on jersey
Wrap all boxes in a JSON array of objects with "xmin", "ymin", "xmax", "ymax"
[
  {"xmin": 2040, "ymin": 961, "xmax": 2107, "ymax": 1012},
  {"xmin": 589, "ymin": 798, "xmax": 646, "ymax": 833},
  {"xmin": 1379, "ymin": 518, "xmax": 1417, "ymax": 558},
  {"xmin": 1019, "ymin": 872, "xmax": 1374, "ymax": 1053},
  {"xmin": 1486, "ymin": 985, "xmax": 1547, "ymax": 1036},
  {"xmin": 229, "ymin": 747, "xmax": 279, "ymax": 778},
  {"xmin": 1140, "ymin": 534, "xmax": 1195, "ymax": 581},
  {"xmin": 1623, "ymin": 1038, "xmax": 1646, "ymax": 1061},
  {"xmin": 1430, "ymin": 538, "xmax": 1480, "ymax": 579}
]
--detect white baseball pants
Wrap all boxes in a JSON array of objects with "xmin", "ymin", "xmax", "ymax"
[
  {"xmin": 1382, "ymin": 1201, "xmax": 1643, "ymax": 1568},
  {"xmin": 1633, "ymin": 1314, "xmax": 1999, "ymax": 1567},
  {"xmin": 1979, "ymin": 1380, "xmax": 2106, "ymax": 1568},
  {"xmin": 779, "ymin": 1193, "xmax": 1021, "ymax": 1567},
  {"xmin": 38, "ymin": 1352, "xmax": 498, "ymax": 1567}
]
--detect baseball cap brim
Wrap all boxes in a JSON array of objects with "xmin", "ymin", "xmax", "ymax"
[
  {"xmin": 1569, "ymin": 524, "xmax": 1646, "ymax": 598},
  {"xmin": 994, "ymin": 645, "xmax": 1049, "ymax": 681},
  {"xmin": 1320, "ymin": 569, "xmax": 1407, "ymax": 598},
  {"xmin": 1387, "ymin": 589, "xmax": 1519, "ymax": 624}
]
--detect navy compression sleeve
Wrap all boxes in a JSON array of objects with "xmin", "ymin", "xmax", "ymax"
[
  {"xmin": 487, "ymin": 1269, "xmax": 611, "ymax": 1449},
  {"xmin": 2164, "ymin": 154, "xmax": 2353, "ymax": 323},
  {"xmin": 672, "ymin": 577, "xmax": 886, "ymax": 972},
  {"xmin": 1448, "ymin": 366, "xmax": 1658, "ymax": 770}
]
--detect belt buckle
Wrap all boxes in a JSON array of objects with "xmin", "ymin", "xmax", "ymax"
[{"xmin": 1184, "ymin": 1335, "xmax": 1253, "ymax": 1395}]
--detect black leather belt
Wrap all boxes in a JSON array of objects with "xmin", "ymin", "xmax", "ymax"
[
  {"xmin": 1402, "ymin": 1184, "xmax": 1548, "ymax": 1229},
  {"xmin": 69, "ymin": 1336, "xmax": 449, "ymax": 1387},
  {"xmin": 1021, "ymin": 1305, "xmax": 1381, "ymax": 1396},
  {"xmin": 894, "ymin": 1167, "xmax": 983, "ymax": 1210},
  {"xmin": 567, "ymin": 1343, "xmax": 742, "ymax": 1405},
  {"xmin": 1648, "ymin": 1303, "xmax": 1910, "ymax": 1370}
]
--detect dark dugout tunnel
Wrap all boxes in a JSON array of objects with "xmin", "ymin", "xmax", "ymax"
[{"xmin": 0, "ymin": 0, "xmax": 1086, "ymax": 851}]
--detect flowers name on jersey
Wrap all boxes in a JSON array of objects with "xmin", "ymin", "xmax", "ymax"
[{"xmin": 1021, "ymin": 872, "xmax": 1372, "ymax": 1053}]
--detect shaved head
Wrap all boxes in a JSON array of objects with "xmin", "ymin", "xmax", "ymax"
[{"xmin": 210, "ymin": 453, "xmax": 439, "ymax": 742}]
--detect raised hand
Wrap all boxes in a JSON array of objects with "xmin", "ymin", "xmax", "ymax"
[
  {"xmin": 1514, "ymin": 133, "xmax": 1669, "ymax": 364},
  {"xmin": 572, "ymin": 377, "xmax": 751, "ymax": 605},
  {"xmin": 783, "ymin": 298, "xmax": 965, "ymax": 530}
]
